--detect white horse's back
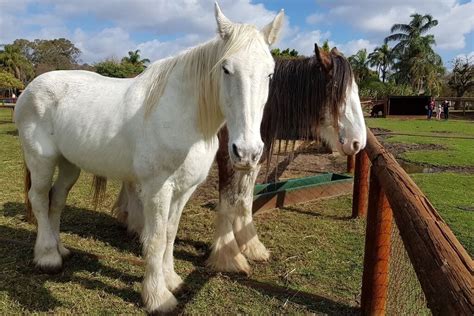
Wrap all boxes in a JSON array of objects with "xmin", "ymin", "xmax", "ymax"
[{"xmin": 15, "ymin": 70, "xmax": 138, "ymax": 178}]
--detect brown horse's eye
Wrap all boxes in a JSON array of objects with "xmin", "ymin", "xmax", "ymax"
[{"xmin": 268, "ymin": 73, "xmax": 273, "ymax": 80}]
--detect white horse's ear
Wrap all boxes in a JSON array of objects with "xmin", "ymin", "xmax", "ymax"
[
  {"xmin": 214, "ymin": 2, "xmax": 233, "ymax": 39},
  {"xmin": 261, "ymin": 9, "xmax": 285, "ymax": 45}
]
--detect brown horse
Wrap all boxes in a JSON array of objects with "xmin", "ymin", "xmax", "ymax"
[{"xmin": 113, "ymin": 44, "xmax": 367, "ymax": 274}]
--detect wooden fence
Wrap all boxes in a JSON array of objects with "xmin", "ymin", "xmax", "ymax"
[{"xmin": 352, "ymin": 129, "xmax": 473, "ymax": 315}]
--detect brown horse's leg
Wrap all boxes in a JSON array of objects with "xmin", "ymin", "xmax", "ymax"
[{"xmin": 207, "ymin": 127, "xmax": 250, "ymax": 274}]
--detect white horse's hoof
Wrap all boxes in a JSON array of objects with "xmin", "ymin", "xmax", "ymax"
[
  {"xmin": 207, "ymin": 250, "xmax": 251, "ymax": 275},
  {"xmin": 143, "ymin": 288, "xmax": 178, "ymax": 314},
  {"xmin": 34, "ymin": 251, "xmax": 63, "ymax": 274},
  {"xmin": 165, "ymin": 271, "xmax": 184, "ymax": 293},
  {"xmin": 241, "ymin": 240, "xmax": 270, "ymax": 262}
]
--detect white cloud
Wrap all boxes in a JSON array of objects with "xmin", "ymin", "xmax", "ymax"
[
  {"xmin": 278, "ymin": 27, "xmax": 376, "ymax": 57},
  {"xmin": 0, "ymin": 0, "xmax": 282, "ymax": 63},
  {"xmin": 306, "ymin": 13, "xmax": 324, "ymax": 25},
  {"xmin": 1, "ymin": 0, "xmax": 471, "ymax": 65},
  {"xmin": 312, "ymin": 0, "xmax": 473, "ymax": 50},
  {"xmin": 137, "ymin": 34, "xmax": 204, "ymax": 61},
  {"xmin": 433, "ymin": 2, "xmax": 474, "ymax": 50},
  {"xmin": 337, "ymin": 39, "xmax": 377, "ymax": 56},
  {"xmin": 73, "ymin": 27, "xmax": 135, "ymax": 63},
  {"xmin": 278, "ymin": 29, "xmax": 332, "ymax": 56}
]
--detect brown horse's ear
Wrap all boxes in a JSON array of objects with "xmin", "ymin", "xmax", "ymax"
[
  {"xmin": 314, "ymin": 43, "xmax": 322, "ymax": 62},
  {"xmin": 331, "ymin": 47, "xmax": 340, "ymax": 55},
  {"xmin": 314, "ymin": 43, "xmax": 331, "ymax": 72}
]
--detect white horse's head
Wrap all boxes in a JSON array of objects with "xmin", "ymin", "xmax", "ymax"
[
  {"xmin": 317, "ymin": 46, "xmax": 367, "ymax": 156},
  {"xmin": 214, "ymin": 3, "xmax": 284, "ymax": 170}
]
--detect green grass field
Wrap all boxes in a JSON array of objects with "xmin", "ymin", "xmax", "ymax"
[
  {"xmin": 367, "ymin": 117, "xmax": 474, "ymax": 254},
  {"xmin": 1, "ymin": 109, "xmax": 472, "ymax": 314},
  {"xmin": 366, "ymin": 118, "xmax": 474, "ymax": 167},
  {"xmin": 0, "ymin": 108, "xmax": 365, "ymax": 314}
]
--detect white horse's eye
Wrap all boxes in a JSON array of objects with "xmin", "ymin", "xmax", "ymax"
[
  {"xmin": 222, "ymin": 66, "xmax": 230, "ymax": 74},
  {"xmin": 268, "ymin": 73, "xmax": 273, "ymax": 80}
]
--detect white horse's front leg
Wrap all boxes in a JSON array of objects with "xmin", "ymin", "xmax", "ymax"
[
  {"xmin": 232, "ymin": 166, "xmax": 270, "ymax": 262},
  {"xmin": 140, "ymin": 180, "xmax": 177, "ymax": 314},
  {"xmin": 207, "ymin": 197, "xmax": 251, "ymax": 274},
  {"xmin": 163, "ymin": 185, "xmax": 197, "ymax": 293}
]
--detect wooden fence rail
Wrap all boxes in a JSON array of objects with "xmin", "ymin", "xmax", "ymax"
[{"xmin": 356, "ymin": 129, "xmax": 473, "ymax": 315}]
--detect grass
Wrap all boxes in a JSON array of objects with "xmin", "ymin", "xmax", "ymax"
[
  {"xmin": 1, "ymin": 109, "xmax": 472, "ymax": 314},
  {"xmin": 0, "ymin": 108, "xmax": 365, "ymax": 314},
  {"xmin": 366, "ymin": 118, "xmax": 474, "ymax": 166},
  {"xmin": 367, "ymin": 117, "xmax": 474, "ymax": 255},
  {"xmin": 410, "ymin": 173, "xmax": 474, "ymax": 254}
]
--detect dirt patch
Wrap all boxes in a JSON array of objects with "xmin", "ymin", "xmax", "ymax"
[
  {"xmin": 430, "ymin": 130, "xmax": 453, "ymax": 134},
  {"xmin": 381, "ymin": 142, "xmax": 446, "ymax": 157},
  {"xmin": 374, "ymin": 135, "xmax": 474, "ymax": 173}
]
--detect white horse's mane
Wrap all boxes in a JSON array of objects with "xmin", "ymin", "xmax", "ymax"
[{"xmin": 142, "ymin": 24, "xmax": 265, "ymax": 139}]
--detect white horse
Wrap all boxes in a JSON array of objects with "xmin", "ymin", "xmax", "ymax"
[
  {"xmin": 113, "ymin": 46, "xmax": 367, "ymax": 274},
  {"xmin": 15, "ymin": 3, "xmax": 284, "ymax": 313}
]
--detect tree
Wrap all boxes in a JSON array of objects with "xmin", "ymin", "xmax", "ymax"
[
  {"xmin": 0, "ymin": 70, "xmax": 24, "ymax": 90},
  {"xmin": 95, "ymin": 58, "xmax": 144, "ymax": 78},
  {"xmin": 448, "ymin": 55, "xmax": 474, "ymax": 108},
  {"xmin": 271, "ymin": 48, "xmax": 299, "ymax": 58},
  {"xmin": 368, "ymin": 43, "xmax": 393, "ymax": 83},
  {"xmin": 321, "ymin": 40, "xmax": 330, "ymax": 53},
  {"xmin": 31, "ymin": 38, "xmax": 81, "ymax": 75},
  {"xmin": 121, "ymin": 49, "xmax": 150, "ymax": 67},
  {"xmin": 348, "ymin": 49, "xmax": 370, "ymax": 84},
  {"xmin": 385, "ymin": 13, "xmax": 444, "ymax": 94},
  {"xmin": 0, "ymin": 44, "xmax": 35, "ymax": 84},
  {"xmin": 385, "ymin": 14, "xmax": 438, "ymax": 55}
]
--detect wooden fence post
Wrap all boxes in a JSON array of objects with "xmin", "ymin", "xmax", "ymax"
[
  {"xmin": 361, "ymin": 167, "xmax": 393, "ymax": 315},
  {"xmin": 364, "ymin": 130, "xmax": 473, "ymax": 314},
  {"xmin": 352, "ymin": 150, "xmax": 370, "ymax": 218},
  {"xmin": 347, "ymin": 155, "xmax": 355, "ymax": 174}
]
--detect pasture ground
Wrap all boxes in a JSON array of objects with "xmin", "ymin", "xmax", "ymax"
[{"xmin": 1, "ymin": 109, "xmax": 472, "ymax": 314}]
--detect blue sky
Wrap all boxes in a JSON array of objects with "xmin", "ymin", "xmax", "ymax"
[{"xmin": 1, "ymin": 0, "xmax": 472, "ymax": 67}]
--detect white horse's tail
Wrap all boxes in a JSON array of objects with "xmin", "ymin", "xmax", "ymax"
[
  {"xmin": 112, "ymin": 182, "xmax": 144, "ymax": 235},
  {"xmin": 91, "ymin": 175, "xmax": 107, "ymax": 210},
  {"xmin": 24, "ymin": 162, "xmax": 35, "ymax": 223}
]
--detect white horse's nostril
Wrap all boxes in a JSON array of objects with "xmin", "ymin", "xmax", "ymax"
[
  {"xmin": 232, "ymin": 143, "xmax": 242, "ymax": 159},
  {"xmin": 353, "ymin": 141, "xmax": 360, "ymax": 152}
]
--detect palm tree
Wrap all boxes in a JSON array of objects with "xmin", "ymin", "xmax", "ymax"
[
  {"xmin": 385, "ymin": 13, "xmax": 443, "ymax": 94},
  {"xmin": 368, "ymin": 44, "xmax": 392, "ymax": 83},
  {"xmin": 385, "ymin": 14, "xmax": 438, "ymax": 55},
  {"xmin": 348, "ymin": 49, "xmax": 370, "ymax": 84},
  {"xmin": 121, "ymin": 49, "xmax": 150, "ymax": 67},
  {"xmin": 321, "ymin": 40, "xmax": 331, "ymax": 53}
]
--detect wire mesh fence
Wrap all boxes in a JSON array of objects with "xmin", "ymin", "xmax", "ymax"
[{"xmin": 385, "ymin": 220, "xmax": 431, "ymax": 315}]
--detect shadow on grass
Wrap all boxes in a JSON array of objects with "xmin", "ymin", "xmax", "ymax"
[
  {"xmin": 0, "ymin": 225, "xmax": 141, "ymax": 312},
  {"xmin": 2, "ymin": 202, "xmax": 358, "ymax": 314},
  {"xmin": 3, "ymin": 202, "xmax": 142, "ymax": 257}
]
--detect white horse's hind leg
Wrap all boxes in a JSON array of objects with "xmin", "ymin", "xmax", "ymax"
[
  {"xmin": 49, "ymin": 158, "xmax": 80, "ymax": 258},
  {"xmin": 163, "ymin": 185, "xmax": 196, "ymax": 293},
  {"xmin": 113, "ymin": 183, "xmax": 144, "ymax": 235},
  {"xmin": 233, "ymin": 166, "xmax": 270, "ymax": 261},
  {"xmin": 26, "ymin": 155, "xmax": 61, "ymax": 272},
  {"xmin": 140, "ymin": 179, "xmax": 178, "ymax": 313}
]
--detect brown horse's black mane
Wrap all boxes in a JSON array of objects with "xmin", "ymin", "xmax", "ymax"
[{"xmin": 260, "ymin": 48, "xmax": 353, "ymax": 148}]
